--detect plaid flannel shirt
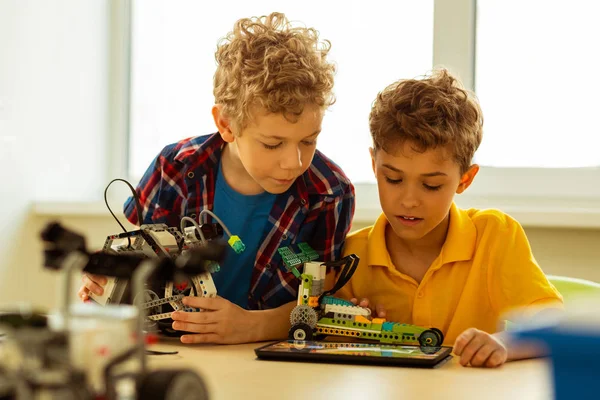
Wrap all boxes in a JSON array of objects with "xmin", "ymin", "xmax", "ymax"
[{"xmin": 124, "ymin": 133, "xmax": 355, "ymax": 309}]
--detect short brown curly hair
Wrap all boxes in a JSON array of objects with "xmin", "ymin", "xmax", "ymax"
[
  {"xmin": 213, "ymin": 12, "xmax": 336, "ymax": 130},
  {"xmin": 369, "ymin": 69, "xmax": 483, "ymax": 174}
]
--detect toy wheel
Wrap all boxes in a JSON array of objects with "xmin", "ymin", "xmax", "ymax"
[
  {"xmin": 288, "ymin": 323, "xmax": 314, "ymax": 341},
  {"xmin": 289, "ymin": 305, "xmax": 319, "ymax": 328},
  {"xmin": 138, "ymin": 369, "xmax": 209, "ymax": 400},
  {"xmin": 431, "ymin": 327, "xmax": 444, "ymax": 344},
  {"xmin": 135, "ymin": 288, "xmax": 161, "ymax": 331},
  {"xmin": 418, "ymin": 329, "xmax": 441, "ymax": 347}
]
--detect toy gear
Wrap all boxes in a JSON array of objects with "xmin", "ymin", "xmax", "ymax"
[{"xmin": 289, "ymin": 304, "xmax": 319, "ymax": 328}]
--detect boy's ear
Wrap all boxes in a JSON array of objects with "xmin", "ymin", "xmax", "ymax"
[
  {"xmin": 212, "ymin": 105, "xmax": 235, "ymax": 143},
  {"xmin": 456, "ymin": 164, "xmax": 479, "ymax": 194}
]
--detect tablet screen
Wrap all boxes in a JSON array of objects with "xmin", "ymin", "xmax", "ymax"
[{"xmin": 255, "ymin": 340, "xmax": 453, "ymax": 368}]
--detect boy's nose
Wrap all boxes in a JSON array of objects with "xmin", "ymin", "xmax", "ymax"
[
  {"xmin": 399, "ymin": 188, "xmax": 420, "ymax": 209},
  {"xmin": 280, "ymin": 146, "xmax": 303, "ymax": 170}
]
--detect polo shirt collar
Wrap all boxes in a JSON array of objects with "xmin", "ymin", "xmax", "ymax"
[{"xmin": 366, "ymin": 203, "xmax": 476, "ymax": 268}]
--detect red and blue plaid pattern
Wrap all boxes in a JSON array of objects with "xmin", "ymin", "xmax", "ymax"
[{"xmin": 124, "ymin": 133, "xmax": 355, "ymax": 309}]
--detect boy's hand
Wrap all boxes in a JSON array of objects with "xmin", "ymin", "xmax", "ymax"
[
  {"xmin": 350, "ymin": 298, "xmax": 386, "ymax": 318},
  {"xmin": 77, "ymin": 273, "xmax": 108, "ymax": 302},
  {"xmin": 170, "ymin": 296, "xmax": 259, "ymax": 344},
  {"xmin": 453, "ymin": 328, "xmax": 508, "ymax": 368}
]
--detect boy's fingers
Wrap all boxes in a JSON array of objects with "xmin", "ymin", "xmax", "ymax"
[
  {"xmin": 376, "ymin": 304, "xmax": 386, "ymax": 318},
  {"xmin": 171, "ymin": 310, "xmax": 218, "ymax": 324},
  {"xmin": 82, "ymin": 276, "xmax": 103, "ymax": 296},
  {"xmin": 458, "ymin": 335, "xmax": 485, "ymax": 366},
  {"xmin": 350, "ymin": 298, "xmax": 358, "ymax": 305},
  {"xmin": 485, "ymin": 350, "xmax": 507, "ymax": 368},
  {"xmin": 359, "ymin": 298, "xmax": 370, "ymax": 308},
  {"xmin": 91, "ymin": 274, "xmax": 108, "ymax": 286},
  {"xmin": 470, "ymin": 343, "xmax": 495, "ymax": 367},
  {"xmin": 453, "ymin": 328, "xmax": 478, "ymax": 355},
  {"xmin": 77, "ymin": 286, "xmax": 90, "ymax": 302},
  {"xmin": 82, "ymin": 273, "xmax": 107, "ymax": 286},
  {"xmin": 172, "ymin": 321, "xmax": 219, "ymax": 334},
  {"xmin": 182, "ymin": 296, "xmax": 223, "ymax": 310}
]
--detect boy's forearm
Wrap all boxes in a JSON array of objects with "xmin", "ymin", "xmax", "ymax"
[
  {"xmin": 249, "ymin": 301, "xmax": 296, "ymax": 342},
  {"xmin": 493, "ymin": 331, "xmax": 548, "ymax": 362}
]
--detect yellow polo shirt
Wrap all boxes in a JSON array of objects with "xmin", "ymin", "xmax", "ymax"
[{"xmin": 335, "ymin": 203, "xmax": 563, "ymax": 345}]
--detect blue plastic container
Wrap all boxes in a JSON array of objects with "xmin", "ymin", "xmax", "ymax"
[{"xmin": 512, "ymin": 325, "xmax": 600, "ymax": 400}]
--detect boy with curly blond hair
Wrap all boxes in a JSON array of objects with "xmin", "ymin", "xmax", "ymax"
[
  {"xmin": 333, "ymin": 69, "xmax": 562, "ymax": 367},
  {"xmin": 79, "ymin": 12, "xmax": 354, "ymax": 344}
]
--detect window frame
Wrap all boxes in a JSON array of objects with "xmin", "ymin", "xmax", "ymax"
[{"xmin": 106, "ymin": 0, "xmax": 133, "ymax": 204}]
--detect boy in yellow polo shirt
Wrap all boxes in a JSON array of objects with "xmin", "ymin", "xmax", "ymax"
[{"xmin": 334, "ymin": 69, "xmax": 563, "ymax": 368}]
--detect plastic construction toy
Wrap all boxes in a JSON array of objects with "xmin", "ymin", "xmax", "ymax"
[
  {"xmin": 280, "ymin": 244, "xmax": 444, "ymax": 347},
  {"xmin": 0, "ymin": 222, "xmax": 216, "ymax": 399},
  {"xmin": 90, "ymin": 179, "xmax": 245, "ymax": 336}
]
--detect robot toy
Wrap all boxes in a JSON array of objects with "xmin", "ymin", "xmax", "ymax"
[
  {"xmin": 280, "ymin": 244, "xmax": 444, "ymax": 347},
  {"xmin": 90, "ymin": 179, "xmax": 244, "ymax": 336}
]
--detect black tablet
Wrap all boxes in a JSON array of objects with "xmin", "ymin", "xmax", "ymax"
[{"xmin": 255, "ymin": 340, "xmax": 453, "ymax": 368}]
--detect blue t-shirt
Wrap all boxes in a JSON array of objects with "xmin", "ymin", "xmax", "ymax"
[{"xmin": 211, "ymin": 163, "xmax": 276, "ymax": 309}]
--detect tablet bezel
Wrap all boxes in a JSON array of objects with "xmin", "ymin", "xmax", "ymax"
[{"xmin": 254, "ymin": 340, "xmax": 453, "ymax": 368}]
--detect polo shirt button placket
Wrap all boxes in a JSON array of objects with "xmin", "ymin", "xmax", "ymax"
[{"xmin": 413, "ymin": 288, "xmax": 430, "ymax": 326}]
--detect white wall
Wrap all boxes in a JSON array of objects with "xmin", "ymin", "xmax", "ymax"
[
  {"xmin": 525, "ymin": 227, "xmax": 600, "ymax": 280},
  {"xmin": 0, "ymin": 0, "xmax": 109, "ymax": 308},
  {"xmin": 6, "ymin": 213, "xmax": 137, "ymax": 310}
]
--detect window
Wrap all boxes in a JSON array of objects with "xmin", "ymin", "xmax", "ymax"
[
  {"xmin": 476, "ymin": 0, "xmax": 600, "ymax": 169},
  {"xmin": 124, "ymin": 0, "xmax": 600, "ymax": 226},
  {"xmin": 129, "ymin": 0, "xmax": 434, "ymax": 182},
  {"xmin": 468, "ymin": 0, "xmax": 600, "ymax": 207}
]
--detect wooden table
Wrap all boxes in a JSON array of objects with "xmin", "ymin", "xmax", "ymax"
[{"xmin": 148, "ymin": 340, "xmax": 554, "ymax": 400}]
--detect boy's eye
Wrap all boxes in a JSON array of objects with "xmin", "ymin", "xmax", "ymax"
[
  {"xmin": 424, "ymin": 184, "xmax": 442, "ymax": 191},
  {"xmin": 302, "ymin": 140, "xmax": 317, "ymax": 146},
  {"xmin": 262, "ymin": 142, "xmax": 282, "ymax": 150},
  {"xmin": 385, "ymin": 176, "xmax": 402, "ymax": 184}
]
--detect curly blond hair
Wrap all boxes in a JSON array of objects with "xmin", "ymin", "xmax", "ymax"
[
  {"xmin": 213, "ymin": 12, "xmax": 335, "ymax": 130},
  {"xmin": 369, "ymin": 69, "xmax": 483, "ymax": 174}
]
